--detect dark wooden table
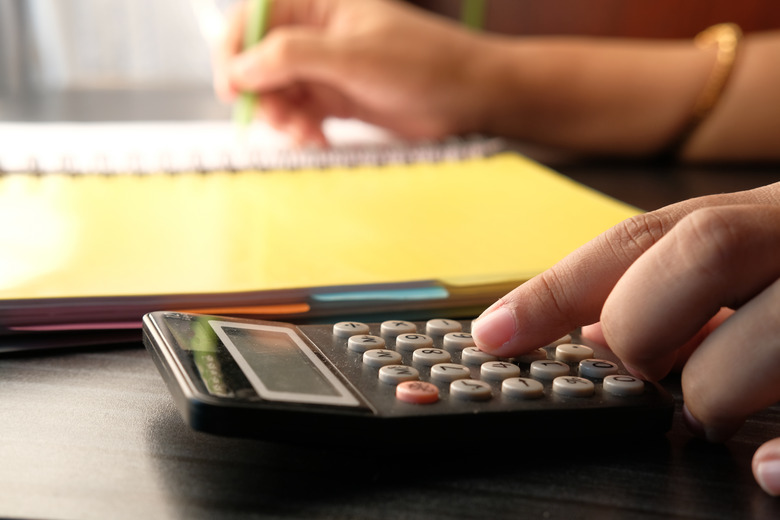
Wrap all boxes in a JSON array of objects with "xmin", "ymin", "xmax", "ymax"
[{"xmin": 1, "ymin": 89, "xmax": 779, "ymax": 519}]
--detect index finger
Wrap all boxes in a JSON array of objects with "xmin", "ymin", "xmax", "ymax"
[
  {"xmin": 471, "ymin": 185, "xmax": 778, "ymax": 357},
  {"xmin": 471, "ymin": 211, "xmax": 671, "ymax": 356}
]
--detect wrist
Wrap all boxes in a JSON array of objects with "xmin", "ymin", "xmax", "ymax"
[
  {"xmin": 468, "ymin": 36, "xmax": 719, "ymax": 156},
  {"xmin": 465, "ymin": 36, "xmax": 561, "ymax": 141}
]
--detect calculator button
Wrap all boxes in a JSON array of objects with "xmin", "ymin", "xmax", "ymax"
[
  {"xmin": 555, "ymin": 343, "xmax": 594, "ymax": 363},
  {"xmin": 430, "ymin": 363, "xmax": 471, "ymax": 383},
  {"xmin": 461, "ymin": 346, "xmax": 498, "ymax": 365},
  {"xmin": 347, "ymin": 334, "xmax": 386, "ymax": 353},
  {"xmin": 579, "ymin": 359, "xmax": 619, "ymax": 379},
  {"xmin": 396, "ymin": 381, "xmax": 439, "ymax": 404},
  {"xmin": 412, "ymin": 348, "xmax": 451, "ymax": 366},
  {"xmin": 425, "ymin": 319, "xmax": 462, "ymax": 336},
  {"xmin": 450, "ymin": 379, "xmax": 492, "ymax": 401},
  {"xmin": 502, "ymin": 377, "xmax": 544, "ymax": 399},
  {"xmin": 514, "ymin": 348, "xmax": 548, "ymax": 364},
  {"xmin": 378, "ymin": 365, "xmax": 420, "ymax": 384},
  {"xmin": 553, "ymin": 376, "xmax": 595, "ymax": 397},
  {"xmin": 363, "ymin": 349, "xmax": 403, "ymax": 368},
  {"xmin": 530, "ymin": 360, "xmax": 570, "ymax": 380},
  {"xmin": 395, "ymin": 333, "xmax": 434, "ymax": 352},
  {"xmin": 380, "ymin": 320, "xmax": 417, "ymax": 337},
  {"xmin": 603, "ymin": 375, "xmax": 645, "ymax": 396},
  {"xmin": 333, "ymin": 321, "xmax": 370, "ymax": 338},
  {"xmin": 443, "ymin": 332, "xmax": 476, "ymax": 350},
  {"xmin": 480, "ymin": 361, "xmax": 521, "ymax": 381}
]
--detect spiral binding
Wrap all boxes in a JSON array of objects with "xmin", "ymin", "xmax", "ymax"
[{"xmin": 0, "ymin": 135, "xmax": 506, "ymax": 175}]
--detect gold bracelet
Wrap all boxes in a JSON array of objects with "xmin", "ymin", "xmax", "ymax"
[
  {"xmin": 690, "ymin": 23, "xmax": 742, "ymax": 123},
  {"xmin": 660, "ymin": 23, "xmax": 742, "ymax": 159}
]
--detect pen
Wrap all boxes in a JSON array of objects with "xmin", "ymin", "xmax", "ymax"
[
  {"xmin": 461, "ymin": 0, "xmax": 486, "ymax": 31},
  {"xmin": 233, "ymin": 0, "xmax": 273, "ymax": 127}
]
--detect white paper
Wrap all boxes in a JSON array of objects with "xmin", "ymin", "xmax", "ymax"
[{"xmin": 0, "ymin": 119, "xmax": 408, "ymax": 173}]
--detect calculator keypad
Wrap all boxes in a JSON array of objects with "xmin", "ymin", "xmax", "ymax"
[{"xmin": 327, "ymin": 318, "xmax": 648, "ymax": 407}]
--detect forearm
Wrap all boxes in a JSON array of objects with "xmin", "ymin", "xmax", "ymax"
[
  {"xmin": 466, "ymin": 31, "xmax": 780, "ymax": 161},
  {"xmin": 467, "ymin": 35, "xmax": 713, "ymax": 157}
]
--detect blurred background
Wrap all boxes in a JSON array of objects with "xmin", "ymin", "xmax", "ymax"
[
  {"xmin": 412, "ymin": 0, "xmax": 780, "ymax": 38},
  {"xmin": 0, "ymin": 0, "xmax": 229, "ymax": 94},
  {"xmin": 3, "ymin": 0, "xmax": 780, "ymax": 96}
]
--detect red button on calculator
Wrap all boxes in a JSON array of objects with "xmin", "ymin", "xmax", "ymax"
[{"xmin": 396, "ymin": 381, "xmax": 439, "ymax": 404}]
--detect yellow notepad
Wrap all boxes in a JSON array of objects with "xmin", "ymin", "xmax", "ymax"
[{"xmin": 0, "ymin": 151, "xmax": 637, "ymax": 301}]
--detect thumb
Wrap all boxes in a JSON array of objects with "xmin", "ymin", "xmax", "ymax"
[{"xmin": 753, "ymin": 437, "xmax": 780, "ymax": 496}]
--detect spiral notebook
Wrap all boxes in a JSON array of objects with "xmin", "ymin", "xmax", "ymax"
[{"xmin": 0, "ymin": 120, "xmax": 639, "ymax": 340}]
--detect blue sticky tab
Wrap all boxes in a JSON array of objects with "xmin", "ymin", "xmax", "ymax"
[{"xmin": 312, "ymin": 286, "xmax": 449, "ymax": 303}]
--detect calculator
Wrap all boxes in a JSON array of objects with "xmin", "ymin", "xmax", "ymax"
[{"xmin": 142, "ymin": 311, "xmax": 675, "ymax": 443}]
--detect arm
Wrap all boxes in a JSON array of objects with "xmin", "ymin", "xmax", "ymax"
[
  {"xmin": 213, "ymin": 0, "xmax": 780, "ymax": 160},
  {"xmin": 471, "ymin": 29, "xmax": 780, "ymax": 161}
]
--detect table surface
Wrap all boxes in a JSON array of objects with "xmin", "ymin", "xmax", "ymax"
[{"xmin": 1, "ymin": 89, "xmax": 779, "ymax": 520}]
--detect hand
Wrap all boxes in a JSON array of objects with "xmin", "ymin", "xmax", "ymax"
[
  {"xmin": 212, "ymin": 0, "xmax": 491, "ymax": 145},
  {"xmin": 214, "ymin": 3, "xmax": 780, "ymax": 159},
  {"xmin": 471, "ymin": 181, "xmax": 780, "ymax": 495}
]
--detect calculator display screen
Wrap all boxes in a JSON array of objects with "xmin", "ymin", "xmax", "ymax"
[{"xmin": 209, "ymin": 320, "xmax": 360, "ymax": 407}]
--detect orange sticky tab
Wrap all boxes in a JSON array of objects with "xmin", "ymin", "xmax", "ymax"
[{"xmin": 178, "ymin": 303, "xmax": 311, "ymax": 315}]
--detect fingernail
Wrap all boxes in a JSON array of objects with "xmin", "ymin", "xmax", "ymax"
[
  {"xmin": 471, "ymin": 306, "xmax": 515, "ymax": 353},
  {"xmin": 756, "ymin": 460, "xmax": 780, "ymax": 496}
]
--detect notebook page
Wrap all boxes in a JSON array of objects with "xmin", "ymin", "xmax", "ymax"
[
  {"xmin": 0, "ymin": 119, "xmax": 409, "ymax": 174},
  {"xmin": 0, "ymin": 152, "xmax": 639, "ymax": 301}
]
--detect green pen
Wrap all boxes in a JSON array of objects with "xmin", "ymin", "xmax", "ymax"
[
  {"xmin": 461, "ymin": 0, "xmax": 486, "ymax": 31},
  {"xmin": 233, "ymin": 0, "xmax": 273, "ymax": 127}
]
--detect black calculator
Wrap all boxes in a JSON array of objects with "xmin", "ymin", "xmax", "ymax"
[{"xmin": 142, "ymin": 311, "xmax": 674, "ymax": 443}]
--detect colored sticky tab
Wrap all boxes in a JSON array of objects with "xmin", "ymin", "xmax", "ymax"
[
  {"xmin": 312, "ymin": 286, "xmax": 449, "ymax": 303},
  {"xmin": 178, "ymin": 303, "xmax": 311, "ymax": 315}
]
